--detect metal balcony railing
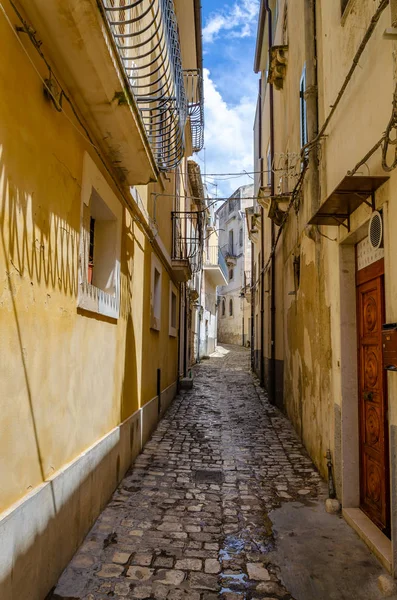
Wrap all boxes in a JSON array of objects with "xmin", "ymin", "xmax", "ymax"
[
  {"xmin": 204, "ymin": 246, "xmax": 228, "ymax": 281},
  {"xmin": 172, "ymin": 211, "xmax": 204, "ymax": 273},
  {"xmin": 100, "ymin": 0, "xmax": 188, "ymax": 171},
  {"xmin": 184, "ymin": 69, "xmax": 204, "ymax": 153}
]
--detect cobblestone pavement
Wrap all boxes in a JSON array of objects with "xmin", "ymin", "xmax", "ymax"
[{"xmin": 52, "ymin": 346, "xmax": 386, "ymax": 600}]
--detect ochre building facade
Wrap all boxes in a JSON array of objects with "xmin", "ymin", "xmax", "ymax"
[
  {"xmin": 0, "ymin": 1, "xmax": 208, "ymax": 598},
  {"xmin": 251, "ymin": 0, "xmax": 397, "ymax": 574}
]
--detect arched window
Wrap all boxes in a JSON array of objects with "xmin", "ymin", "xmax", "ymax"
[
  {"xmin": 229, "ymin": 298, "xmax": 233, "ymax": 316},
  {"xmin": 222, "ymin": 298, "xmax": 226, "ymax": 317}
]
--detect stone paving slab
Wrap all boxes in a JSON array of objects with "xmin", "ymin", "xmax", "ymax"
[{"xmin": 51, "ymin": 345, "xmax": 389, "ymax": 600}]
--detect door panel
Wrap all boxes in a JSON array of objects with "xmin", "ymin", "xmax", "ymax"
[{"xmin": 357, "ymin": 268, "xmax": 389, "ymax": 534}]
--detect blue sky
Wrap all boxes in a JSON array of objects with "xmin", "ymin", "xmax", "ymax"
[{"xmin": 195, "ymin": 0, "xmax": 260, "ymax": 199}]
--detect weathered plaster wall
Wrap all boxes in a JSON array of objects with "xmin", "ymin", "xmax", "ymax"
[{"xmin": 0, "ymin": 1, "xmax": 180, "ymax": 595}]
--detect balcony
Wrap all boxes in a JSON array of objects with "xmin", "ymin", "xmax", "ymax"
[
  {"xmin": 100, "ymin": 0, "xmax": 189, "ymax": 171},
  {"xmin": 242, "ymin": 270, "xmax": 252, "ymax": 302},
  {"xmin": 184, "ymin": 70, "xmax": 204, "ymax": 153},
  {"xmin": 22, "ymin": 0, "xmax": 158, "ymax": 184},
  {"xmin": 203, "ymin": 246, "xmax": 228, "ymax": 287},
  {"xmin": 221, "ymin": 244, "xmax": 238, "ymax": 266},
  {"xmin": 171, "ymin": 211, "xmax": 204, "ymax": 282}
]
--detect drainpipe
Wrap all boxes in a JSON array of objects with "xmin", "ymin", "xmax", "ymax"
[
  {"xmin": 177, "ymin": 283, "xmax": 182, "ymax": 386},
  {"xmin": 300, "ymin": 0, "xmax": 319, "ymax": 427},
  {"xmin": 183, "ymin": 283, "xmax": 188, "ymax": 377},
  {"xmin": 197, "ymin": 270, "xmax": 203, "ymax": 362},
  {"xmin": 304, "ymin": 0, "xmax": 320, "ymax": 215},
  {"xmin": 251, "ymin": 240, "xmax": 255, "ymax": 370},
  {"xmin": 264, "ymin": 0, "xmax": 275, "ymax": 400},
  {"xmin": 258, "ymin": 76, "xmax": 265, "ymax": 387}
]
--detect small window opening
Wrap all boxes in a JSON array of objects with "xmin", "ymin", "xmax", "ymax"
[
  {"xmin": 300, "ymin": 66, "xmax": 308, "ymax": 148},
  {"xmin": 229, "ymin": 298, "xmax": 233, "ymax": 316},
  {"xmin": 229, "ymin": 229, "xmax": 234, "ymax": 255},
  {"xmin": 229, "ymin": 267, "xmax": 234, "ymax": 281},
  {"xmin": 267, "ymin": 145, "xmax": 272, "ymax": 186},
  {"xmin": 88, "ymin": 217, "xmax": 95, "ymax": 284},
  {"xmin": 153, "ymin": 268, "xmax": 161, "ymax": 321},
  {"xmin": 222, "ymin": 298, "xmax": 226, "ymax": 317},
  {"xmin": 293, "ymin": 255, "xmax": 301, "ymax": 290},
  {"xmin": 171, "ymin": 291, "xmax": 177, "ymax": 329},
  {"xmin": 88, "ymin": 189, "xmax": 117, "ymax": 296},
  {"xmin": 239, "ymin": 227, "xmax": 243, "ymax": 247}
]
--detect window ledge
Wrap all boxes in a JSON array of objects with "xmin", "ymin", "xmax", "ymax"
[
  {"xmin": 150, "ymin": 316, "xmax": 161, "ymax": 332},
  {"xmin": 78, "ymin": 283, "xmax": 119, "ymax": 320}
]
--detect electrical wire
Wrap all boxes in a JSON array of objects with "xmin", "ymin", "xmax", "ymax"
[{"xmin": 250, "ymin": 165, "xmax": 307, "ymax": 291}]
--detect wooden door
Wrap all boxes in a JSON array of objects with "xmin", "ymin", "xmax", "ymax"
[{"xmin": 357, "ymin": 259, "xmax": 390, "ymax": 534}]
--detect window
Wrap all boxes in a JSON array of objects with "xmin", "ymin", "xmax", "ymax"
[
  {"xmin": 229, "ymin": 229, "xmax": 234, "ymax": 255},
  {"xmin": 300, "ymin": 65, "xmax": 308, "ymax": 148},
  {"xmin": 229, "ymin": 267, "xmax": 234, "ymax": 281},
  {"xmin": 229, "ymin": 298, "xmax": 233, "ymax": 316},
  {"xmin": 267, "ymin": 144, "xmax": 272, "ymax": 186},
  {"xmin": 222, "ymin": 298, "xmax": 226, "ymax": 317},
  {"xmin": 293, "ymin": 255, "xmax": 301, "ymax": 290},
  {"xmin": 228, "ymin": 198, "xmax": 234, "ymax": 214},
  {"xmin": 169, "ymin": 282, "xmax": 177, "ymax": 337},
  {"xmin": 150, "ymin": 253, "xmax": 162, "ymax": 331},
  {"xmin": 78, "ymin": 153, "xmax": 122, "ymax": 319},
  {"xmin": 239, "ymin": 227, "xmax": 243, "ymax": 247}
]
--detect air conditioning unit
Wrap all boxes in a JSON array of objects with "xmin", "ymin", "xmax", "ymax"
[{"xmin": 368, "ymin": 211, "xmax": 383, "ymax": 250}]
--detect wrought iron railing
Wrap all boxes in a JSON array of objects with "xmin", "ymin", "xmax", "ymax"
[
  {"xmin": 172, "ymin": 211, "xmax": 204, "ymax": 273},
  {"xmin": 100, "ymin": 0, "xmax": 188, "ymax": 171},
  {"xmin": 184, "ymin": 69, "xmax": 204, "ymax": 153}
]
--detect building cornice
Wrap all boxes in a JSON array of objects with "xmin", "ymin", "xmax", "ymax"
[{"xmin": 254, "ymin": 1, "xmax": 266, "ymax": 73}]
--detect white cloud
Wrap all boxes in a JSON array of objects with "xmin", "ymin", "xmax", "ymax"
[
  {"xmin": 203, "ymin": 0, "xmax": 260, "ymax": 44},
  {"xmin": 194, "ymin": 68, "xmax": 257, "ymax": 199}
]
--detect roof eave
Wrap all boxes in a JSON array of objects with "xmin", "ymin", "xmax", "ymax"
[{"xmin": 254, "ymin": 1, "xmax": 267, "ymax": 74}]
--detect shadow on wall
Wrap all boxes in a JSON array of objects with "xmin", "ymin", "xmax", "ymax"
[
  {"xmin": 0, "ymin": 416, "xmax": 142, "ymax": 600},
  {"xmin": 0, "ymin": 143, "xmax": 142, "ymax": 598},
  {"xmin": 121, "ymin": 211, "xmax": 139, "ymax": 422},
  {"xmin": 0, "ymin": 144, "xmax": 79, "ymax": 297},
  {"xmin": 0, "ymin": 141, "xmax": 80, "ymax": 507}
]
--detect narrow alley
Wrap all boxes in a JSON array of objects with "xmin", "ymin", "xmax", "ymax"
[{"xmin": 52, "ymin": 347, "xmax": 391, "ymax": 600}]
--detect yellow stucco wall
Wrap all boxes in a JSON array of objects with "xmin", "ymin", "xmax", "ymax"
[{"xmin": 0, "ymin": 0, "xmax": 179, "ymax": 514}]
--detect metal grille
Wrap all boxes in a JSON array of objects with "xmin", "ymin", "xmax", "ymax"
[
  {"xmin": 172, "ymin": 211, "xmax": 204, "ymax": 273},
  {"xmin": 100, "ymin": 0, "xmax": 188, "ymax": 171},
  {"xmin": 184, "ymin": 70, "xmax": 204, "ymax": 153},
  {"xmin": 369, "ymin": 211, "xmax": 383, "ymax": 250}
]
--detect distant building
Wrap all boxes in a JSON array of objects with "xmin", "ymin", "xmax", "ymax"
[
  {"xmin": 216, "ymin": 185, "xmax": 254, "ymax": 345},
  {"xmin": 188, "ymin": 165, "xmax": 228, "ymax": 361}
]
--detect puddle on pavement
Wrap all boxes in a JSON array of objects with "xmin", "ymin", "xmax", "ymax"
[
  {"xmin": 218, "ymin": 518, "xmax": 276, "ymax": 597},
  {"xmin": 219, "ymin": 534, "xmax": 245, "ymax": 561}
]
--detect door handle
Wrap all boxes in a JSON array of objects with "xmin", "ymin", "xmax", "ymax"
[{"xmin": 364, "ymin": 391, "xmax": 374, "ymax": 401}]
